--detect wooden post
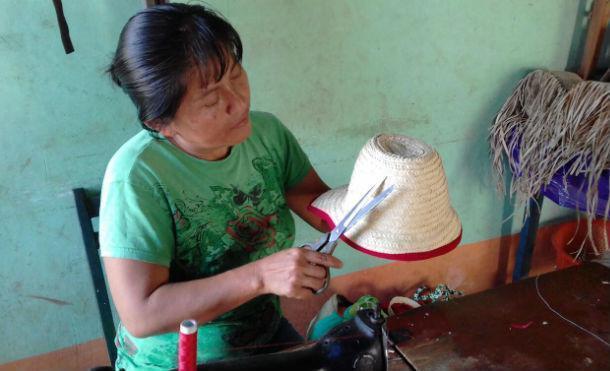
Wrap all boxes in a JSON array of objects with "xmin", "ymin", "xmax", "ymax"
[{"xmin": 578, "ymin": 0, "xmax": 610, "ymax": 79}]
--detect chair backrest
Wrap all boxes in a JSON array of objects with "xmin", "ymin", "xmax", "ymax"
[{"xmin": 73, "ymin": 188, "xmax": 117, "ymax": 367}]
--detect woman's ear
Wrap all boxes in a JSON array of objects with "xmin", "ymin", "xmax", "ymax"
[{"xmin": 144, "ymin": 119, "xmax": 174, "ymax": 137}]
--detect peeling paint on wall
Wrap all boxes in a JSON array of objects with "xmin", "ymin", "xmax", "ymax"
[{"xmin": 26, "ymin": 295, "xmax": 72, "ymax": 306}]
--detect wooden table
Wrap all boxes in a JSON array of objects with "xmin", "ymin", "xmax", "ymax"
[{"xmin": 387, "ymin": 263, "xmax": 610, "ymax": 370}]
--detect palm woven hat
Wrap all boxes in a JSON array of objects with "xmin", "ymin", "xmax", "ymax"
[{"xmin": 309, "ymin": 134, "xmax": 462, "ymax": 260}]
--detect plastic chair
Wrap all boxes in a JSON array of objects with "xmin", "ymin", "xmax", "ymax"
[{"xmin": 73, "ymin": 188, "xmax": 117, "ymax": 369}]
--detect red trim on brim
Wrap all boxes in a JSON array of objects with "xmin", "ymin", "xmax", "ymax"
[{"xmin": 308, "ymin": 204, "xmax": 462, "ymax": 261}]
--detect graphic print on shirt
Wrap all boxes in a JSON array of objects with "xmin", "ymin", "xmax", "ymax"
[{"xmin": 170, "ymin": 156, "xmax": 294, "ymax": 279}]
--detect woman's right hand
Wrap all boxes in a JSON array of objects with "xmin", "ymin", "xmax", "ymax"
[{"xmin": 254, "ymin": 248, "xmax": 343, "ymax": 299}]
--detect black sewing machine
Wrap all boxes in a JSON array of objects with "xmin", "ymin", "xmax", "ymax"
[{"xmin": 180, "ymin": 306, "xmax": 412, "ymax": 371}]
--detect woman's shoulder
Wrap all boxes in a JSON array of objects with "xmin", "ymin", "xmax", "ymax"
[
  {"xmin": 104, "ymin": 130, "xmax": 165, "ymax": 184},
  {"xmin": 250, "ymin": 110, "xmax": 281, "ymax": 128},
  {"xmin": 249, "ymin": 111, "xmax": 291, "ymax": 140}
]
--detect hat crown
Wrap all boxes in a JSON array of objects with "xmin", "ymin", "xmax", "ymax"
[
  {"xmin": 375, "ymin": 134, "xmax": 429, "ymax": 160},
  {"xmin": 345, "ymin": 135, "xmax": 445, "ymax": 206}
]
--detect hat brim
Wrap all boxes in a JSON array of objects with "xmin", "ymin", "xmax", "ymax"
[{"xmin": 308, "ymin": 186, "xmax": 462, "ymax": 261}]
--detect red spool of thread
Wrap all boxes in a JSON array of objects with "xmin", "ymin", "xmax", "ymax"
[{"xmin": 178, "ymin": 319, "xmax": 198, "ymax": 371}]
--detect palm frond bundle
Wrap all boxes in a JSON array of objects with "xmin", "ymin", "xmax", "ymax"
[{"xmin": 489, "ymin": 70, "xmax": 609, "ymax": 254}]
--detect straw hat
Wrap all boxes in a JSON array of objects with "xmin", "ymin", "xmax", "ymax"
[{"xmin": 309, "ymin": 134, "xmax": 462, "ymax": 261}]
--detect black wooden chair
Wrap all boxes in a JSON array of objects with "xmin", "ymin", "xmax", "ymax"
[{"xmin": 73, "ymin": 188, "xmax": 117, "ymax": 369}]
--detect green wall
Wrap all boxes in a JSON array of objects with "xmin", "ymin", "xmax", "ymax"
[{"xmin": 0, "ymin": 0, "xmax": 579, "ymax": 363}]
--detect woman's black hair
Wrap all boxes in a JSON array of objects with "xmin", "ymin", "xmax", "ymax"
[{"xmin": 108, "ymin": 3, "xmax": 243, "ymax": 130}]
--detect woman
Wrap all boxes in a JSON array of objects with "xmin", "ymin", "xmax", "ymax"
[{"xmin": 100, "ymin": 3, "xmax": 341, "ymax": 370}]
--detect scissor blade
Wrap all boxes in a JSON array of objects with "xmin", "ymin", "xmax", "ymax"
[
  {"xmin": 329, "ymin": 183, "xmax": 378, "ymax": 237},
  {"xmin": 329, "ymin": 184, "xmax": 395, "ymax": 242}
]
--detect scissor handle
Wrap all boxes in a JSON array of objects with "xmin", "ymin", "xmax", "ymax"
[
  {"xmin": 301, "ymin": 242, "xmax": 318, "ymax": 251},
  {"xmin": 301, "ymin": 243, "xmax": 331, "ymax": 295}
]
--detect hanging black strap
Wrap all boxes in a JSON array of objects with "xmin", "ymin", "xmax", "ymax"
[{"xmin": 52, "ymin": 0, "xmax": 74, "ymax": 54}]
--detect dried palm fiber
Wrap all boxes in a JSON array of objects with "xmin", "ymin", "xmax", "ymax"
[
  {"xmin": 541, "ymin": 81, "xmax": 610, "ymax": 254},
  {"xmin": 489, "ymin": 70, "xmax": 582, "ymax": 197},
  {"xmin": 489, "ymin": 70, "xmax": 609, "ymax": 255}
]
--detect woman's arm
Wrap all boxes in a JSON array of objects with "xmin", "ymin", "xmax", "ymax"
[
  {"xmin": 285, "ymin": 168, "xmax": 331, "ymax": 232},
  {"xmin": 104, "ymin": 246, "xmax": 341, "ymax": 338}
]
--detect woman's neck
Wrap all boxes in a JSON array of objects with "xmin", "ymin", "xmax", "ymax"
[{"xmin": 168, "ymin": 136, "xmax": 231, "ymax": 161}]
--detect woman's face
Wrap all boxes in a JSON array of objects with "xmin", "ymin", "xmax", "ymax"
[{"xmin": 157, "ymin": 60, "xmax": 251, "ymax": 160}]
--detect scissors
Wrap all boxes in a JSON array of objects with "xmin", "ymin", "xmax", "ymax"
[{"xmin": 303, "ymin": 182, "xmax": 395, "ymax": 295}]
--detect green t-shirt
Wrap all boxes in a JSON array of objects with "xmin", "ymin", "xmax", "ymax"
[{"xmin": 99, "ymin": 111, "xmax": 311, "ymax": 370}]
